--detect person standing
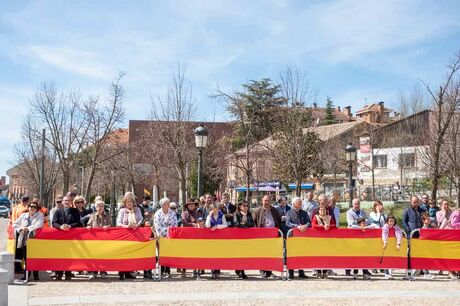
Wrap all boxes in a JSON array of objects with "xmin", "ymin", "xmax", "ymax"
[
  {"xmin": 274, "ymin": 196, "xmax": 291, "ymax": 236},
  {"xmin": 346, "ymin": 198, "xmax": 371, "ymax": 279},
  {"xmin": 154, "ymin": 198, "xmax": 178, "ymax": 278},
  {"xmin": 285, "ymin": 197, "xmax": 310, "ymax": 280},
  {"xmin": 302, "ymin": 192, "xmax": 318, "ymax": 220},
  {"xmin": 402, "ymin": 196, "xmax": 424, "ymax": 235},
  {"xmin": 198, "ymin": 193, "xmax": 214, "ymax": 220},
  {"xmin": 205, "ymin": 203, "xmax": 227, "ymax": 279},
  {"xmin": 437, "ymin": 199, "xmax": 452, "ymax": 229},
  {"xmin": 328, "ymin": 197, "xmax": 340, "ymax": 226},
  {"xmin": 253, "ymin": 195, "xmax": 281, "ymax": 279},
  {"xmin": 13, "ymin": 201, "xmax": 44, "ymax": 281},
  {"xmin": 219, "ymin": 192, "xmax": 236, "ymax": 227},
  {"xmin": 234, "ymin": 201, "xmax": 255, "ymax": 279},
  {"xmin": 11, "ymin": 195, "xmax": 29, "ymax": 223},
  {"xmin": 419, "ymin": 194, "xmax": 430, "ymax": 212},
  {"xmin": 369, "ymin": 200, "xmax": 387, "ymax": 228},
  {"xmin": 49, "ymin": 196, "xmax": 64, "ymax": 225}
]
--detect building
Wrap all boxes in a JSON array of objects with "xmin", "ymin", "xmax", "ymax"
[
  {"xmin": 355, "ymin": 101, "xmax": 394, "ymax": 124},
  {"xmin": 6, "ymin": 164, "xmax": 29, "ymax": 200}
]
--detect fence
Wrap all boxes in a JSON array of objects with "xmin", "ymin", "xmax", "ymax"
[{"xmin": 5, "ymin": 226, "xmax": 460, "ymax": 281}]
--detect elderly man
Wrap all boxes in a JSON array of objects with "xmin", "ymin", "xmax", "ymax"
[
  {"xmin": 285, "ymin": 197, "xmax": 310, "ymax": 279},
  {"xmin": 253, "ymin": 195, "xmax": 282, "ymax": 278},
  {"xmin": 198, "ymin": 193, "xmax": 214, "ymax": 220},
  {"xmin": 302, "ymin": 192, "xmax": 318, "ymax": 220},
  {"xmin": 328, "ymin": 197, "xmax": 341, "ymax": 226},
  {"xmin": 346, "ymin": 198, "xmax": 371, "ymax": 279},
  {"xmin": 49, "ymin": 196, "xmax": 63, "ymax": 226},
  {"xmin": 402, "ymin": 196, "xmax": 424, "ymax": 235}
]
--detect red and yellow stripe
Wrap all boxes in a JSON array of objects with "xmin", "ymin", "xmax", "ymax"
[
  {"xmin": 160, "ymin": 228, "xmax": 284, "ymax": 271},
  {"xmin": 27, "ymin": 227, "xmax": 156, "ymax": 271},
  {"xmin": 410, "ymin": 229, "xmax": 460, "ymax": 270},
  {"xmin": 286, "ymin": 228, "xmax": 407, "ymax": 269},
  {"xmin": 6, "ymin": 225, "xmax": 15, "ymax": 254}
]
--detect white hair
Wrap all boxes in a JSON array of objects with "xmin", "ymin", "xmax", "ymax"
[
  {"xmin": 159, "ymin": 197, "xmax": 170, "ymax": 207},
  {"xmin": 292, "ymin": 197, "xmax": 302, "ymax": 205},
  {"xmin": 318, "ymin": 194, "xmax": 328, "ymax": 201}
]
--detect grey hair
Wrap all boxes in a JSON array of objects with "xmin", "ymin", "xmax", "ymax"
[
  {"xmin": 317, "ymin": 194, "xmax": 328, "ymax": 201},
  {"xmin": 292, "ymin": 197, "xmax": 302, "ymax": 205},
  {"xmin": 159, "ymin": 197, "xmax": 170, "ymax": 207}
]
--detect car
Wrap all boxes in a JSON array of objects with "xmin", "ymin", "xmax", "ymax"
[
  {"xmin": 0, "ymin": 205, "xmax": 9, "ymax": 218},
  {"xmin": 0, "ymin": 196, "xmax": 10, "ymax": 210}
]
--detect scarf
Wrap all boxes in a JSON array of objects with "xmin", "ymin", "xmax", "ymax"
[{"xmin": 126, "ymin": 208, "xmax": 137, "ymax": 226}]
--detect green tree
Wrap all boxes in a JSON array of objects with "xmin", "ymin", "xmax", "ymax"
[
  {"xmin": 215, "ymin": 78, "xmax": 285, "ymax": 200},
  {"xmin": 323, "ymin": 97, "xmax": 336, "ymax": 125}
]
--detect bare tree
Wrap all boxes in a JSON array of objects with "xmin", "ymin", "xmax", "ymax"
[
  {"xmin": 421, "ymin": 51, "xmax": 460, "ymax": 200},
  {"xmin": 397, "ymin": 84, "xmax": 429, "ymax": 118},
  {"xmin": 443, "ymin": 113, "xmax": 460, "ymax": 207},
  {"xmin": 151, "ymin": 64, "xmax": 196, "ymax": 209},
  {"xmin": 29, "ymin": 83, "xmax": 89, "ymax": 193},
  {"xmin": 79, "ymin": 73, "xmax": 125, "ymax": 201},
  {"xmin": 15, "ymin": 115, "xmax": 61, "ymax": 206}
]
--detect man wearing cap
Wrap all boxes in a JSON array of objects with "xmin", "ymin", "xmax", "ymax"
[{"xmin": 49, "ymin": 196, "xmax": 64, "ymax": 225}]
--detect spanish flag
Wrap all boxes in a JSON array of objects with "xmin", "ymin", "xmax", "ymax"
[
  {"xmin": 7, "ymin": 225, "xmax": 15, "ymax": 254},
  {"xmin": 286, "ymin": 228, "xmax": 407, "ymax": 269},
  {"xmin": 410, "ymin": 229, "xmax": 460, "ymax": 270},
  {"xmin": 27, "ymin": 228, "xmax": 156, "ymax": 271},
  {"xmin": 159, "ymin": 227, "xmax": 284, "ymax": 271},
  {"xmin": 144, "ymin": 188, "xmax": 151, "ymax": 196}
]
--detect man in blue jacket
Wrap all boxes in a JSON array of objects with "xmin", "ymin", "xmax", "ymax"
[{"xmin": 402, "ymin": 196, "xmax": 423, "ymax": 236}]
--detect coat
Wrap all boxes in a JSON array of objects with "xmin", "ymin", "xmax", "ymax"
[
  {"xmin": 52, "ymin": 207, "xmax": 83, "ymax": 229},
  {"xmin": 402, "ymin": 206, "xmax": 424, "ymax": 234},
  {"xmin": 252, "ymin": 206, "xmax": 281, "ymax": 228},
  {"xmin": 234, "ymin": 211, "xmax": 255, "ymax": 228}
]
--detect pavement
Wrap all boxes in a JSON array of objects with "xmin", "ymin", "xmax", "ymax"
[{"xmin": 2, "ymin": 218, "xmax": 460, "ymax": 305}]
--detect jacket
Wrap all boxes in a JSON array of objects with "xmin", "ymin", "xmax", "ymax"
[
  {"xmin": 252, "ymin": 206, "xmax": 281, "ymax": 228},
  {"xmin": 219, "ymin": 202, "xmax": 236, "ymax": 227},
  {"xmin": 234, "ymin": 211, "xmax": 255, "ymax": 228},
  {"xmin": 13, "ymin": 212, "xmax": 44, "ymax": 233},
  {"xmin": 402, "ymin": 206, "xmax": 424, "ymax": 234},
  {"xmin": 116, "ymin": 207, "xmax": 143, "ymax": 227},
  {"xmin": 285, "ymin": 208, "xmax": 311, "ymax": 229},
  {"xmin": 181, "ymin": 209, "xmax": 203, "ymax": 227},
  {"xmin": 311, "ymin": 214, "xmax": 337, "ymax": 229},
  {"xmin": 87, "ymin": 212, "xmax": 112, "ymax": 227},
  {"xmin": 52, "ymin": 207, "xmax": 83, "ymax": 229}
]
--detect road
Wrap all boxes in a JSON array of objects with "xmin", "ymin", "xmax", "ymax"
[{"xmin": 2, "ymin": 218, "xmax": 460, "ymax": 305}]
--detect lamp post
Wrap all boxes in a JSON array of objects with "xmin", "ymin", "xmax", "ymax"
[
  {"xmin": 194, "ymin": 125, "xmax": 209, "ymax": 198},
  {"xmin": 345, "ymin": 143, "xmax": 357, "ymax": 208}
]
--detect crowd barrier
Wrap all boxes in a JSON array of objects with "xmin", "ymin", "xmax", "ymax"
[
  {"xmin": 159, "ymin": 227, "xmax": 284, "ymax": 271},
  {"xmin": 4, "ymin": 225, "xmax": 460, "ymax": 279},
  {"xmin": 6, "ymin": 226, "xmax": 15, "ymax": 254},
  {"xmin": 26, "ymin": 227, "xmax": 156, "ymax": 272},
  {"xmin": 286, "ymin": 228, "xmax": 408, "ymax": 270},
  {"xmin": 410, "ymin": 229, "xmax": 460, "ymax": 270}
]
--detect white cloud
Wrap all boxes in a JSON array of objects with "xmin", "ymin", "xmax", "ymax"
[{"xmin": 26, "ymin": 45, "xmax": 115, "ymax": 79}]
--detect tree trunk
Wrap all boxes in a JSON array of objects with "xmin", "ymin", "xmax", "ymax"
[
  {"xmin": 295, "ymin": 180, "xmax": 301, "ymax": 197},
  {"xmin": 179, "ymin": 173, "xmax": 187, "ymax": 210},
  {"xmin": 245, "ymin": 170, "xmax": 251, "ymax": 202},
  {"xmin": 84, "ymin": 165, "xmax": 96, "ymax": 203},
  {"xmin": 62, "ymin": 169, "xmax": 70, "ymax": 194}
]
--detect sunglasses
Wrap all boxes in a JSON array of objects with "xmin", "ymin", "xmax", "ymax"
[
  {"xmin": 56, "ymin": 201, "xmax": 62, "ymax": 204},
  {"xmin": 170, "ymin": 207, "xmax": 177, "ymax": 210},
  {"xmin": 29, "ymin": 206, "xmax": 38, "ymax": 209},
  {"xmin": 241, "ymin": 205, "xmax": 248, "ymax": 207},
  {"xmin": 75, "ymin": 201, "xmax": 84, "ymax": 204}
]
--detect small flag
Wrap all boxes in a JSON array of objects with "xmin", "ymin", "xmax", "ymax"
[{"xmin": 144, "ymin": 188, "xmax": 151, "ymax": 196}]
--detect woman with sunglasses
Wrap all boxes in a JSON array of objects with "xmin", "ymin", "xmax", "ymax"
[
  {"xmin": 233, "ymin": 201, "xmax": 254, "ymax": 279},
  {"xmin": 73, "ymin": 196, "xmax": 93, "ymax": 226},
  {"xmin": 13, "ymin": 201, "xmax": 44, "ymax": 281}
]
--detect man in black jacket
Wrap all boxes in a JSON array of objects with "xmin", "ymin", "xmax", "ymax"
[
  {"xmin": 219, "ymin": 192, "xmax": 236, "ymax": 227},
  {"xmin": 52, "ymin": 196, "xmax": 82, "ymax": 280}
]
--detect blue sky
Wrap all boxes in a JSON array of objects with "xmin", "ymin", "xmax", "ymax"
[{"xmin": 0, "ymin": 0, "xmax": 460, "ymax": 178}]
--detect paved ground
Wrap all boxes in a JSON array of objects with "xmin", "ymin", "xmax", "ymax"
[{"xmin": 2, "ymin": 218, "xmax": 460, "ymax": 305}]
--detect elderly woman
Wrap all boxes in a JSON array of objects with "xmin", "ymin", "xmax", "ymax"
[
  {"xmin": 74, "ymin": 196, "xmax": 93, "ymax": 226},
  {"xmin": 86, "ymin": 200, "xmax": 111, "ymax": 279},
  {"xmin": 206, "ymin": 202, "xmax": 228, "ymax": 279},
  {"xmin": 154, "ymin": 197, "xmax": 178, "ymax": 278},
  {"xmin": 13, "ymin": 201, "xmax": 44, "ymax": 281},
  {"xmin": 116, "ymin": 192, "xmax": 143, "ymax": 280},
  {"xmin": 233, "ymin": 201, "xmax": 254, "ymax": 279}
]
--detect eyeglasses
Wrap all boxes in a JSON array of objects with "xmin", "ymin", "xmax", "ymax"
[
  {"xmin": 29, "ymin": 206, "xmax": 38, "ymax": 209},
  {"xmin": 75, "ymin": 201, "xmax": 84, "ymax": 204},
  {"xmin": 170, "ymin": 207, "xmax": 177, "ymax": 210},
  {"xmin": 241, "ymin": 205, "xmax": 248, "ymax": 207}
]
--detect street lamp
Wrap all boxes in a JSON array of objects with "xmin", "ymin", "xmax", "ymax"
[
  {"xmin": 194, "ymin": 125, "xmax": 209, "ymax": 198},
  {"xmin": 345, "ymin": 143, "xmax": 357, "ymax": 208}
]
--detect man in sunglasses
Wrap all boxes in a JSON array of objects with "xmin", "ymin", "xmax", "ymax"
[{"xmin": 49, "ymin": 196, "xmax": 64, "ymax": 225}]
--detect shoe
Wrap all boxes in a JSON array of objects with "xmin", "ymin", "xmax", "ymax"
[
  {"xmin": 327, "ymin": 270, "xmax": 337, "ymax": 276},
  {"xmin": 363, "ymin": 274, "xmax": 371, "ymax": 280},
  {"xmin": 241, "ymin": 273, "xmax": 248, "ymax": 280},
  {"xmin": 119, "ymin": 273, "xmax": 125, "ymax": 280},
  {"xmin": 298, "ymin": 271, "xmax": 308, "ymax": 279},
  {"xmin": 424, "ymin": 273, "xmax": 435, "ymax": 279},
  {"xmin": 88, "ymin": 274, "xmax": 95, "ymax": 280},
  {"xmin": 288, "ymin": 272, "xmax": 295, "ymax": 280},
  {"xmin": 311, "ymin": 270, "xmax": 318, "ymax": 277},
  {"xmin": 384, "ymin": 274, "xmax": 393, "ymax": 280},
  {"xmin": 125, "ymin": 273, "xmax": 136, "ymax": 279},
  {"xmin": 181, "ymin": 270, "xmax": 186, "ymax": 279},
  {"xmin": 353, "ymin": 273, "xmax": 358, "ymax": 280},
  {"xmin": 100, "ymin": 272, "xmax": 107, "ymax": 279},
  {"xmin": 50, "ymin": 272, "xmax": 56, "ymax": 278},
  {"xmin": 322, "ymin": 272, "xmax": 328, "ymax": 279},
  {"xmin": 54, "ymin": 275, "xmax": 62, "ymax": 281},
  {"xmin": 345, "ymin": 270, "xmax": 351, "ymax": 276},
  {"xmin": 70, "ymin": 273, "xmax": 76, "ymax": 277},
  {"xmin": 65, "ymin": 275, "xmax": 72, "ymax": 281},
  {"xmin": 215, "ymin": 273, "xmax": 220, "ymax": 280}
]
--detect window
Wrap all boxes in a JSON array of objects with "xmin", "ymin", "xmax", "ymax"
[
  {"xmin": 399, "ymin": 153, "xmax": 415, "ymax": 168},
  {"xmin": 373, "ymin": 155, "xmax": 387, "ymax": 168}
]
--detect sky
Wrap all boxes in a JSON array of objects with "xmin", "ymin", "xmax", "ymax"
[{"xmin": 0, "ymin": 0, "xmax": 460, "ymax": 179}]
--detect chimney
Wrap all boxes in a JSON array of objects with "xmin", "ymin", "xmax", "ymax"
[
  {"xmin": 378, "ymin": 101, "xmax": 385, "ymax": 123},
  {"xmin": 344, "ymin": 106, "xmax": 352, "ymax": 121},
  {"xmin": 337, "ymin": 106, "xmax": 341, "ymax": 112}
]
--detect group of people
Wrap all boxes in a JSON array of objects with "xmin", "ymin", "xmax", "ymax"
[{"xmin": 9, "ymin": 190, "xmax": 460, "ymax": 281}]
